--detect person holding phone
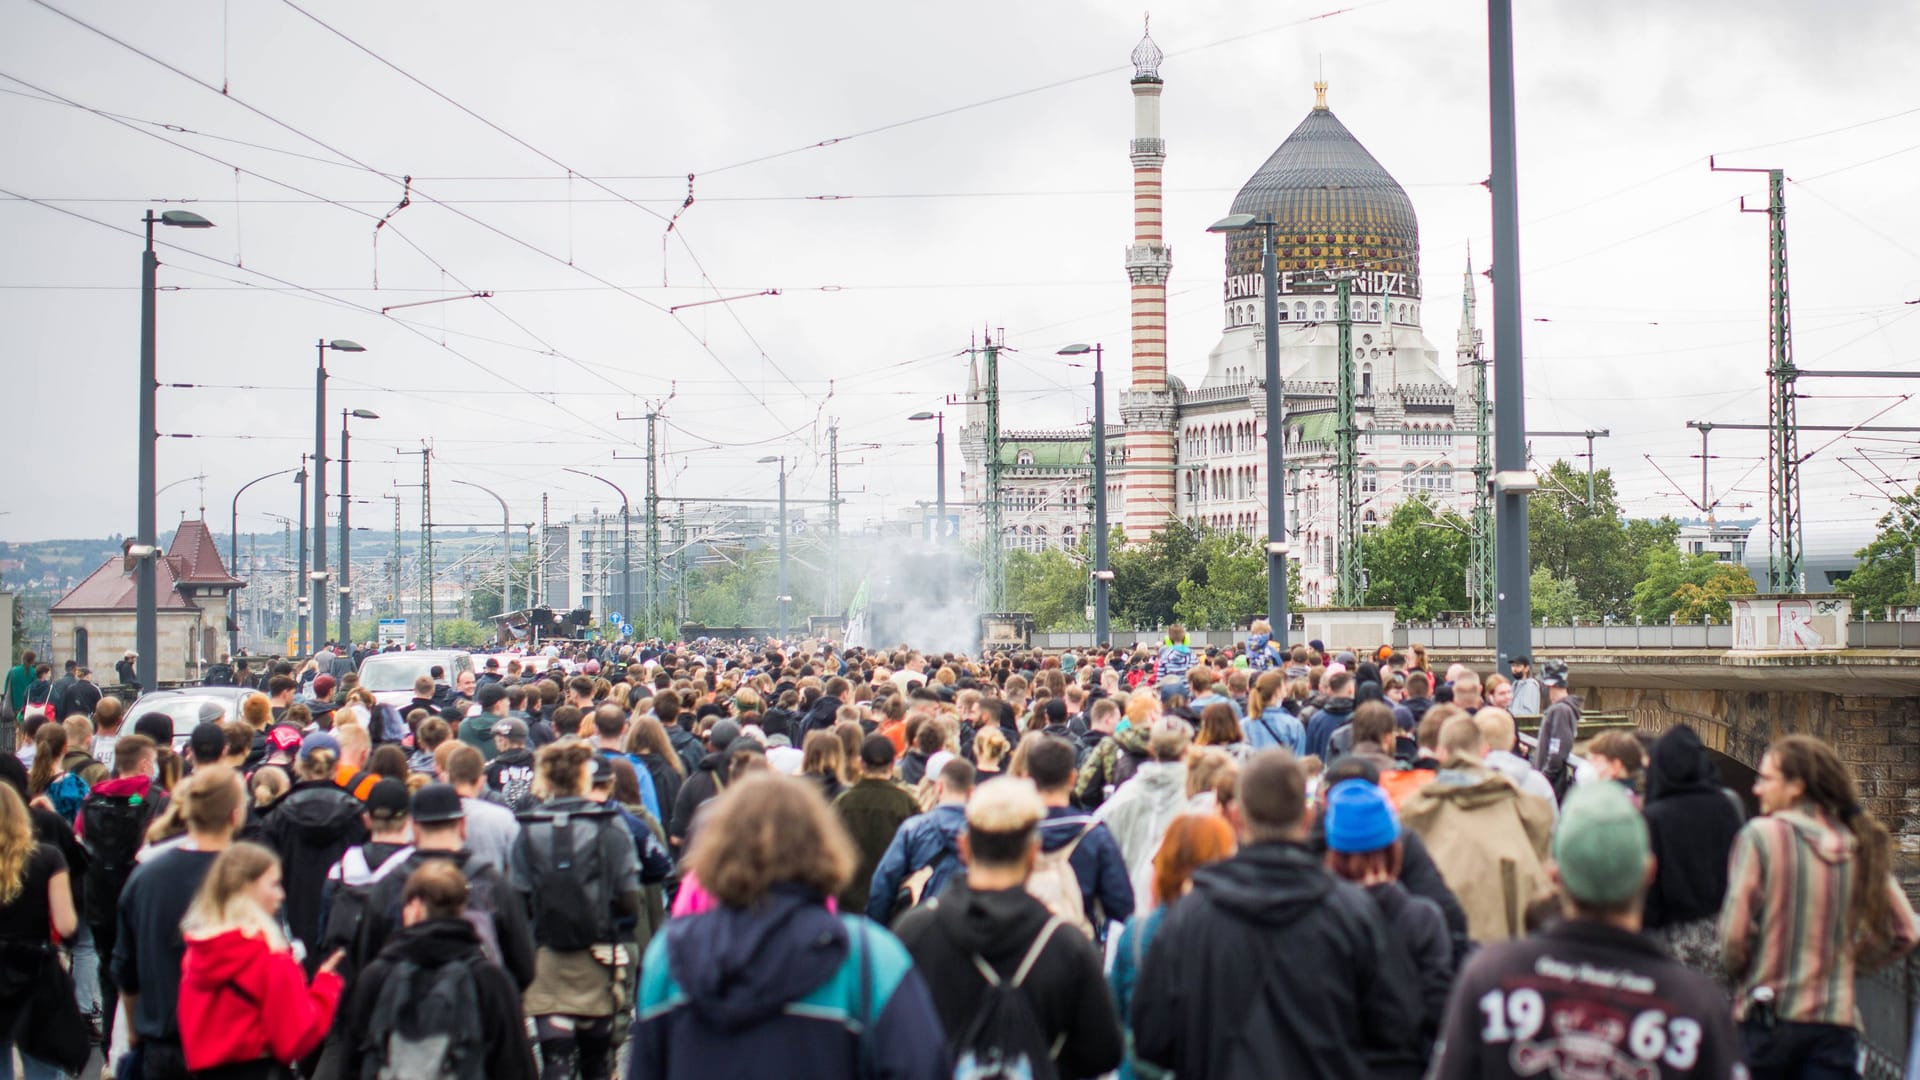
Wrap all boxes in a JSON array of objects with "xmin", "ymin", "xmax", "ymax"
[{"xmin": 176, "ymin": 842, "xmax": 346, "ymax": 1078}]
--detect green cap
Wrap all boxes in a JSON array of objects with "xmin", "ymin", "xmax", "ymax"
[{"xmin": 1551, "ymin": 781, "xmax": 1649, "ymax": 906}]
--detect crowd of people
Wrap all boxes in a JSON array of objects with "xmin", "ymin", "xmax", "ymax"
[{"xmin": 0, "ymin": 627, "xmax": 1914, "ymax": 1079}]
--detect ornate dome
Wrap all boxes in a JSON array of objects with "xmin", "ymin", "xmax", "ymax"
[{"xmin": 1223, "ymin": 85, "xmax": 1420, "ymax": 297}]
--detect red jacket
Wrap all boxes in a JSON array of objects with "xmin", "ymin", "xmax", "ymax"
[{"xmin": 178, "ymin": 928, "xmax": 344, "ymax": 1069}]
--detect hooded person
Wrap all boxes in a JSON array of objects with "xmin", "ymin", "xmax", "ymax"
[
  {"xmin": 260, "ymin": 732, "xmax": 370, "ymax": 963},
  {"xmin": 667, "ymin": 719, "xmax": 741, "ymax": 853},
  {"xmin": 1641, "ymin": 725, "xmax": 1747, "ymax": 980},
  {"xmin": 1093, "ymin": 717, "xmax": 1192, "ymax": 909}
]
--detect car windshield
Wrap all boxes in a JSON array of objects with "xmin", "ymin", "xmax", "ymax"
[
  {"xmin": 356, "ymin": 655, "xmax": 451, "ymax": 693},
  {"xmin": 127, "ymin": 693, "xmax": 236, "ymax": 735}
]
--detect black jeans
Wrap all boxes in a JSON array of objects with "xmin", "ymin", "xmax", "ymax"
[{"xmin": 1741, "ymin": 1020, "xmax": 1860, "ymax": 1080}]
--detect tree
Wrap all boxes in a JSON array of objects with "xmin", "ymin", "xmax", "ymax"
[
  {"xmin": 1006, "ymin": 547, "xmax": 1091, "ymax": 632},
  {"xmin": 1838, "ymin": 491, "xmax": 1920, "ymax": 616},
  {"xmin": 433, "ymin": 618, "xmax": 493, "ymax": 647},
  {"xmin": 1360, "ymin": 496, "xmax": 1471, "ymax": 620},
  {"xmin": 1528, "ymin": 460, "xmax": 1680, "ymax": 618},
  {"xmin": 1107, "ymin": 521, "xmax": 1297, "ymax": 631},
  {"xmin": 1530, "ymin": 566, "xmax": 1587, "ymax": 624},
  {"xmin": 1631, "ymin": 546, "xmax": 1756, "ymax": 623},
  {"xmin": 1174, "ymin": 529, "xmax": 1274, "ymax": 629}
]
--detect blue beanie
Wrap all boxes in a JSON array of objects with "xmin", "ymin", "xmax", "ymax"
[{"xmin": 1325, "ymin": 779, "xmax": 1400, "ymax": 853}]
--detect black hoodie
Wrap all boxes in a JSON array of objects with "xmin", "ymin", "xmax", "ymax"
[
  {"xmin": 261, "ymin": 779, "xmax": 369, "ymax": 959},
  {"xmin": 1131, "ymin": 842, "xmax": 1421, "ymax": 1078},
  {"xmin": 894, "ymin": 881, "xmax": 1122, "ymax": 1079},
  {"xmin": 1642, "ymin": 724, "xmax": 1747, "ymax": 930},
  {"xmin": 341, "ymin": 918, "xmax": 536, "ymax": 1080},
  {"xmin": 667, "ymin": 752, "xmax": 727, "ymax": 850}
]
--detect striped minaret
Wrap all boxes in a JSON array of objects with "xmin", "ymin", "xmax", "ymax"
[{"xmin": 1120, "ymin": 19, "xmax": 1177, "ymax": 539}]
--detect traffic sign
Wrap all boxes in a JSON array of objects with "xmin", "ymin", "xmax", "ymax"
[
  {"xmin": 608, "ymin": 611, "xmax": 623, "ymax": 625},
  {"xmin": 620, "ymin": 622, "xmax": 634, "ymax": 637}
]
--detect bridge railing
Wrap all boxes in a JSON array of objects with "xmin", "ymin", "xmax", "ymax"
[
  {"xmin": 1859, "ymin": 953, "xmax": 1918, "ymax": 1079},
  {"xmin": 1023, "ymin": 621, "xmax": 1920, "ymax": 652}
]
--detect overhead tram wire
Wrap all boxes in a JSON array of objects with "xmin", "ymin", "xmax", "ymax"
[{"xmin": 23, "ymin": 0, "xmax": 801, "ymax": 428}]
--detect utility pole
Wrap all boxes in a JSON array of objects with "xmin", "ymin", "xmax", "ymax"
[
  {"xmin": 385, "ymin": 492, "xmax": 402, "ymax": 621},
  {"xmin": 1488, "ymin": 0, "xmax": 1535, "ymax": 667},
  {"xmin": 420, "ymin": 447, "xmax": 435, "ymax": 644},
  {"xmin": 295, "ymin": 456, "xmax": 310, "ymax": 656},
  {"xmin": 978, "ymin": 331, "xmax": 1006, "ymax": 612},
  {"xmin": 1711, "ymin": 159, "xmax": 1800, "ymax": 592},
  {"xmin": 1468, "ymin": 316, "xmax": 1494, "ymax": 624},
  {"xmin": 828, "ymin": 422, "xmax": 841, "ymax": 615},
  {"xmin": 646, "ymin": 412, "xmax": 660, "ymax": 634},
  {"xmin": 1686, "ymin": 421, "xmax": 1717, "ymax": 522}
]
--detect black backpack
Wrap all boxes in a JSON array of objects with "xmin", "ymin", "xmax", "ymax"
[
  {"xmin": 953, "ymin": 915, "xmax": 1066, "ymax": 1080},
  {"xmin": 79, "ymin": 789, "xmax": 159, "ymax": 927},
  {"xmin": 318, "ymin": 846, "xmax": 415, "ymax": 985},
  {"xmin": 519, "ymin": 808, "xmax": 611, "ymax": 951},
  {"xmin": 202, "ymin": 663, "xmax": 234, "ymax": 687},
  {"xmin": 360, "ymin": 956, "xmax": 486, "ymax": 1080}
]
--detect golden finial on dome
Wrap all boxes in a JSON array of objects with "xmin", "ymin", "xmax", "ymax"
[{"xmin": 1314, "ymin": 79, "xmax": 1329, "ymax": 110}]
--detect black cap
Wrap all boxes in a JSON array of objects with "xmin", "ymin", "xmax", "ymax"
[
  {"xmin": 477, "ymin": 683, "xmax": 509, "ymax": 710},
  {"xmin": 134, "ymin": 712, "xmax": 174, "ymax": 747},
  {"xmin": 189, "ymin": 721, "xmax": 226, "ymax": 761},
  {"xmin": 365, "ymin": 778, "xmax": 412, "ymax": 821},
  {"xmin": 411, "ymin": 782, "xmax": 465, "ymax": 823}
]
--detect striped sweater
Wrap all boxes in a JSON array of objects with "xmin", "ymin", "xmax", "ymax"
[{"xmin": 1718, "ymin": 805, "xmax": 1918, "ymax": 1026}]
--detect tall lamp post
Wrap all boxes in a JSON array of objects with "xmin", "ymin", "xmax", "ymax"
[
  {"xmin": 757, "ymin": 456, "xmax": 790, "ymax": 641},
  {"xmin": 1207, "ymin": 212, "xmax": 1288, "ymax": 649},
  {"xmin": 564, "ymin": 468, "xmax": 631, "ymax": 638},
  {"xmin": 311, "ymin": 338, "xmax": 366, "ymax": 654},
  {"xmin": 338, "ymin": 408, "xmax": 379, "ymax": 646},
  {"xmin": 137, "ymin": 208, "xmax": 214, "ymax": 689},
  {"xmin": 1057, "ymin": 344, "xmax": 1111, "ymax": 645},
  {"xmin": 1488, "ymin": 0, "xmax": 1535, "ymax": 666},
  {"xmin": 230, "ymin": 468, "xmax": 298, "ymax": 656},
  {"xmin": 451, "ymin": 480, "xmax": 513, "ymax": 623},
  {"xmin": 907, "ymin": 411, "xmax": 947, "ymax": 541},
  {"xmin": 295, "ymin": 457, "xmax": 310, "ymax": 657}
]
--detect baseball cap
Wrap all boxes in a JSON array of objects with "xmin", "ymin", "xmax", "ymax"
[
  {"xmin": 1324, "ymin": 779, "xmax": 1400, "ymax": 854},
  {"xmin": 267, "ymin": 724, "xmax": 304, "ymax": 754},
  {"xmin": 492, "ymin": 717, "xmax": 529, "ymax": 741},
  {"xmin": 412, "ymin": 782, "xmax": 465, "ymax": 823},
  {"xmin": 189, "ymin": 722, "xmax": 226, "ymax": 762},
  {"xmin": 365, "ymin": 778, "xmax": 412, "ymax": 822},
  {"xmin": 312, "ymin": 674, "xmax": 336, "ymax": 698},
  {"xmin": 1552, "ymin": 781, "xmax": 1650, "ymax": 906},
  {"xmin": 298, "ymin": 731, "xmax": 341, "ymax": 761}
]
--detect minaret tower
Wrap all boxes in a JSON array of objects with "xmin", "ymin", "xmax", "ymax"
[{"xmin": 1119, "ymin": 18, "xmax": 1178, "ymax": 539}]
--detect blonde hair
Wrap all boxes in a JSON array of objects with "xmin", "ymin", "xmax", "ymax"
[
  {"xmin": 181, "ymin": 842, "xmax": 285, "ymax": 949},
  {"xmin": 972, "ymin": 725, "xmax": 1010, "ymax": 767},
  {"xmin": 251, "ymin": 767, "xmax": 290, "ymax": 808},
  {"xmin": 0, "ymin": 785, "xmax": 37, "ymax": 905}
]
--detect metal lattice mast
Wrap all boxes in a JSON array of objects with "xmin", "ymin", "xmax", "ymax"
[
  {"xmin": 982, "ymin": 334, "xmax": 1006, "ymax": 612},
  {"xmin": 1333, "ymin": 276, "xmax": 1363, "ymax": 606},
  {"xmin": 1763, "ymin": 171, "xmax": 1801, "ymax": 592},
  {"xmin": 645, "ymin": 411, "xmax": 660, "ymax": 634},
  {"xmin": 1471, "ymin": 348, "xmax": 1494, "ymax": 622},
  {"xmin": 828, "ymin": 421, "xmax": 841, "ymax": 614},
  {"xmin": 419, "ymin": 446, "xmax": 435, "ymax": 644}
]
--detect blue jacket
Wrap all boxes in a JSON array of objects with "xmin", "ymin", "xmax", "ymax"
[
  {"xmin": 1245, "ymin": 705, "xmax": 1304, "ymax": 755},
  {"xmin": 630, "ymin": 887, "xmax": 949, "ymax": 1080},
  {"xmin": 866, "ymin": 802, "xmax": 968, "ymax": 927},
  {"xmin": 1188, "ymin": 691, "xmax": 1242, "ymax": 720},
  {"xmin": 1041, "ymin": 806, "xmax": 1137, "ymax": 930},
  {"xmin": 1303, "ymin": 697, "xmax": 1355, "ymax": 760}
]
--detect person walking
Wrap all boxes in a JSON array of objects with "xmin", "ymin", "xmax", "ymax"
[
  {"xmin": 1431, "ymin": 781, "xmax": 1742, "ymax": 1078},
  {"xmin": 0, "ymin": 782, "xmax": 83, "ymax": 1080},
  {"xmin": 1094, "ymin": 717, "xmax": 1190, "ymax": 907},
  {"xmin": 1028, "ymin": 736, "xmax": 1134, "ymax": 938},
  {"xmin": 1530, "ymin": 659, "xmax": 1580, "ymax": 800},
  {"xmin": 1720, "ymin": 734, "xmax": 1919, "ymax": 1078},
  {"xmin": 894, "ymin": 778, "xmax": 1124, "ymax": 1079},
  {"xmin": 832, "ymin": 734, "xmax": 921, "ymax": 915},
  {"xmin": 1130, "ymin": 749, "xmax": 1421, "ymax": 1077},
  {"xmin": 261, "ymin": 733, "xmax": 370, "ymax": 966},
  {"xmin": 1108, "ymin": 814, "xmax": 1235, "ymax": 1080},
  {"xmin": 867, "ymin": 757, "xmax": 974, "ymax": 925},
  {"xmin": 177, "ymin": 843, "xmax": 345, "ymax": 1077},
  {"xmin": 628, "ymin": 772, "xmax": 950, "ymax": 1080},
  {"xmin": 1641, "ymin": 724, "xmax": 1745, "ymax": 980}
]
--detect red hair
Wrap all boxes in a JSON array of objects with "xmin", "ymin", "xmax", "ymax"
[{"xmin": 1152, "ymin": 813, "xmax": 1237, "ymax": 905}]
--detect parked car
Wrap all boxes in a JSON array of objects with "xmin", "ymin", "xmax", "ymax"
[
  {"xmin": 355, "ymin": 649, "xmax": 474, "ymax": 711},
  {"xmin": 125, "ymin": 686, "xmax": 262, "ymax": 752}
]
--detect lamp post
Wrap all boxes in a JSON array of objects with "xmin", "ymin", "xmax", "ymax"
[
  {"xmin": 1058, "ymin": 344, "xmax": 1111, "ymax": 645},
  {"xmin": 1488, "ymin": 0, "xmax": 1534, "ymax": 666},
  {"xmin": 230, "ymin": 468, "xmax": 298, "ymax": 656},
  {"xmin": 295, "ymin": 457, "xmax": 310, "ymax": 657},
  {"xmin": 451, "ymin": 480, "xmax": 513, "ymax": 622},
  {"xmin": 1207, "ymin": 212, "xmax": 1288, "ymax": 649},
  {"xmin": 757, "ymin": 455, "xmax": 790, "ymax": 641},
  {"xmin": 338, "ymin": 408, "xmax": 379, "ymax": 646},
  {"xmin": 137, "ymin": 208, "xmax": 213, "ymax": 689},
  {"xmin": 907, "ymin": 411, "xmax": 947, "ymax": 541},
  {"xmin": 563, "ymin": 468, "xmax": 630, "ymax": 637},
  {"xmin": 311, "ymin": 338, "xmax": 365, "ymax": 654}
]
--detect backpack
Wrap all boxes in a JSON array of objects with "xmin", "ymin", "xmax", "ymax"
[
  {"xmin": 43, "ymin": 772, "xmax": 89, "ymax": 826},
  {"xmin": 1025, "ymin": 823, "xmax": 1096, "ymax": 939},
  {"xmin": 360, "ymin": 855, "xmax": 506, "ymax": 974},
  {"xmin": 519, "ymin": 809, "xmax": 612, "ymax": 951},
  {"xmin": 953, "ymin": 915, "xmax": 1067, "ymax": 1080},
  {"xmin": 79, "ymin": 789, "xmax": 158, "ymax": 927},
  {"xmin": 203, "ymin": 663, "xmax": 234, "ymax": 687},
  {"xmin": 319, "ymin": 845, "xmax": 416, "ymax": 982},
  {"xmin": 361, "ymin": 956, "xmax": 486, "ymax": 1080}
]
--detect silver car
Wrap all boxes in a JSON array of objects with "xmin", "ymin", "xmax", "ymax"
[
  {"xmin": 126, "ymin": 686, "xmax": 262, "ymax": 752},
  {"xmin": 356, "ymin": 650, "xmax": 474, "ymax": 711}
]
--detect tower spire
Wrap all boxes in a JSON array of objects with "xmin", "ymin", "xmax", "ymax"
[{"xmin": 1121, "ymin": 18, "xmax": 1177, "ymax": 539}]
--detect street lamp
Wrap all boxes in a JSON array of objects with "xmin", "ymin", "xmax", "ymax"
[
  {"xmin": 230, "ymin": 468, "xmax": 298, "ymax": 656},
  {"xmin": 338, "ymin": 407, "xmax": 379, "ymax": 644},
  {"xmin": 563, "ymin": 468, "xmax": 630, "ymax": 638},
  {"xmin": 907, "ymin": 411, "xmax": 947, "ymax": 542},
  {"xmin": 312, "ymin": 338, "xmax": 365, "ymax": 654},
  {"xmin": 1206, "ymin": 212, "xmax": 1288, "ymax": 648},
  {"xmin": 757, "ymin": 455, "xmax": 789, "ymax": 641},
  {"xmin": 450, "ymin": 480, "xmax": 513, "ymax": 623},
  {"xmin": 137, "ymin": 208, "xmax": 213, "ymax": 690},
  {"xmin": 1058, "ymin": 344, "xmax": 1111, "ymax": 646}
]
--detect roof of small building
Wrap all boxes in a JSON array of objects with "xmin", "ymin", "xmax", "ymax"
[
  {"xmin": 167, "ymin": 519, "xmax": 243, "ymax": 586},
  {"xmin": 50, "ymin": 554, "xmax": 201, "ymax": 614}
]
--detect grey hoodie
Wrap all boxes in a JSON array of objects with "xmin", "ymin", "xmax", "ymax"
[{"xmin": 1094, "ymin": 760, "xmax": 1188, "ymax": 883}]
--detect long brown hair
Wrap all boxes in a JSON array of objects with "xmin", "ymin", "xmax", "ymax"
[
  {"xmin": 625, "ymin": 717, "xmax": 684, "ymax": 777},
  {"xmin": 1247, "ymin": 670, "xmax": 1289, "ymax": 717},
  {"xmin": 0, "ymin": 785, "xmax": 37, "ymax": 904},
  {"xmin": 1768, "ymin": 735, "xmax": 1897, "ymax": 953},
  {"xmin": 27, "ymin": 724, "xmax": 68, "ymax": 797}
]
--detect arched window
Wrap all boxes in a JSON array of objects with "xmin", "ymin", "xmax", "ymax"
[
  {"xmin": 1016, "ymin": 450, "xmax": 1034, "ymax": 466},
  {"xmin": 1438, "ymin": 464, "xmax": 1454, "ymax": 491},
  {"xmin": 1397, "ymin": 304, "xmax": 1408, "ymax": 322},
  {"xmin": 1361, "ymin": 363, "xmax": 1373, "ymax": 396},
  {"xmin": 1361, "ymin": 464, "xmax": 1377, "ymax": 494},
  {"xmin": 1294, "ymin": 301, "xmax": 1307, "ymax": 320},
  {"xmin": 1313, "ymin": 301, "xmax": 1327, "ymax": 321}
]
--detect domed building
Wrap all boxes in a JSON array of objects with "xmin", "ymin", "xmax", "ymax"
[{"xmin": 959, "ymin": 25, "xmax": 1478, "ymax": 612}]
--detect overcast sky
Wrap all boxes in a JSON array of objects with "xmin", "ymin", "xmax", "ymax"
[{"xmin": 4, "ymin": 0, "xmax": 1917, "ymax": 558}]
